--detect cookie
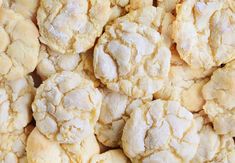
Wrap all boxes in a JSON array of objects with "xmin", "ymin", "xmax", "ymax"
[
  {"xmin": 2, "ymin": 0, "xmax": 39, "ymax": 21},
  {"xmin": 154, "ymin": 49, "xmax": 214, "ymax": 112},
  {"xmin": 26, "ymin": 128, "xmax": 100, "ymax": 163},
  {"xmin": 173, "ymin": 0, "xmax": 235, "ymax": 69},
  {"xmin": 94, "ymin": 6, "xmax": 172, "ymax": 98},
  {"xmin": 95, "ymin": 89, "xmax": 145, "ymax": 147},
  {"xmin": 203, "ymin": 60, "xmax": 235, "ymax": 136},
  {"xmin": 121, "ymin": 99, "xmax": 199, "ymax": 162},
  {"xmin": 192, "ymin": 113, "xmax": 235, "ymax": 163},
  {"xmin": 90, "ymin": 149, "xmax": 130, "ymax": 163},
  {"xmin": 0, "ymin": 7, "xmax": 39, "ymax": 80},
  {"xmin": 32, "ymin": 71, "xmax": 102, "ymax": 143},
  {"xmin": 37, "ymin": 45, "xmax": 100, "ymax": 87},
  {"xmin": 37, "ymin": 0, "xmax": 111, "ymax": 54},
  {"xmin": 0, "ymin": 125, "xmax": 33, "ymax": 163},
  {"xmin": 0, "ymin": 76, "xmax": 35, "ymax": 133},
  {"xmin": 156, "ymin": 0, "xmax": 181, "ymax": 12},
  {"xmin": 109, "ymin": 0, "xmax": 153, "ymax": 22}
]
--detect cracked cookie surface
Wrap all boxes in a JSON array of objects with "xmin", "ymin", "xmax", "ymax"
[
  {"xmin": 121, "ymin": 99, "xmax": 199, "ymax": 162},
  {"xmin": 32, "ymin": 71, "xmax": 102, "ymax": 143},
  {"xmin": 94, "ymin": 6, "xmax": 171, "ymax": 98},
  {"xmin": 37, "ymin": 0, "xmax": 111, "ymax": 54},
  {"xmin": 173, "ymin": 0, "xmax": 235, "ymax": 69},
  {"xmin": 202, "ymin": 60, "xmax": 235, "ymax": 136},
  {"xmin": 0, "ymin": 76, "xmax": 35, "ymax": 133},
  {"xmin": 0, "ymin": 7, "xmax": 39, "ymax": 80}
]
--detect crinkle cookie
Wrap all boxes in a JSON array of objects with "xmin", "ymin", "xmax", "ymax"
[
  {"xmin": 94, "ymin": 6, "xmax": 172, "ymax": 98},
  {"xmin": 2, "ymin": 0, "xmax": 39, "ymax": 21},
  {"xmin": 0, "ymin": 76, "xmax": 35, "ymax": 133},
  {"xmin": 26, "ymin": 128, "xmax": 100, "ymax": 163},
  {"xmin": 202, "ymin": 60, "xmax": 235, "ymax": 136},
  {"xmin": 37, "ymin": 45, "xmax": 100, "ymax": 87},
  {"xmin": 0, "ymin": 7, "xmax": 39, "ymax": 80},
  {"xmin": 90, "ymin": 149, "xmax": 130, "ymax": 163},
  {"xmin": 192, "ymin": 113, "xmax": 235, "ymax": 163},
  {"xmin": 122, "ymin": 99, "xmax": 199, "ymax": 162},
  {"xmin": 37, "ymin": 0, "xmax": 111, "ymax": 54},
  {"xmin": 156, "ymin": 0, "xmax": 181, "ymax": 12},
  {"xmin": 154, "ymin": 50, "xmax": 214, "ymax": 112},
  {"xmin": 95, "ymin": 89, "xmax": 145, "ymax": 147},
  {"xmin": 109, "ymin": 0, "xmax": 153, "ymax": 22},
  {"xmin": 32, "ymin": 71, "xmax": 102, "ymax": 144},
  {"xmin": 173, "ymin": 0, "xmax": 235, "ymax": 69},
  {"xmin": 0, "ymin": 125, "xmax": 33, "ymax": 163}
]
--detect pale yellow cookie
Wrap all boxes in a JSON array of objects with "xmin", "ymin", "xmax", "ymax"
[
  {"xmin": 90, "ymin": 149, "xmax": 130, "ymax": 163},
  {"xmin": 154, "ymin": 50, "xmax": 214, "ymax": 112},
  {"xmin": 203, "ymin": 60, "xmax": 235, "ymax": 136},
  {"xmin": 32, "ymin": 71, "xmax": 102, "ymax": 144},
  {"xmin": 37, "ymin": 0, "xmax": 111, "ymax": 54},
  {"xmin": 156, "ymin": 0, "xmax": 181, "ymax": 12},
  {"xmin": 2, "ymin": 0, "xmax": 39, "ymax": 21},
  {"xmin": 0, "ymin": 76, "xmax": 35, "ymax": 133},
  {"xmin": 26, "ymin": 128, "xmax": 100, "ymax": 163},
  {"xmin": 109, "ymin": 0, "xmax": 153, "ymax": 22},
  {"xmin": 0, "ymin": 7, "xmax": 39, "ymax": 80},
  {"xmin": 95, "ymin": 89, "xmax": 145, "ymax": 147},
  {"xmin": 173, "ymin": 0, "xmax": 235, "ymax": 69},
  {"xmin": 121, "ymin": 99, "xmax": 199, "ymax": 162},
  {"xmin": 37, "ymin": 45, "xmax": 100, "ymax": 87},
  {"xmin": 192, "ymin": 113, "xmax": 235, "ymax": 163},
  {"xmin": 94, "ymin": 6, "xmax": 172, "ymax": 98},
  {"xmin": 0, "ymin": 125, "xmax": 33, "ymax": 163}
]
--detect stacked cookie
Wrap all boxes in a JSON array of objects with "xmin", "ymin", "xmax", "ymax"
[{"xmin": 0, "ymin": 0, "xmax": 235, "ymax": 163}]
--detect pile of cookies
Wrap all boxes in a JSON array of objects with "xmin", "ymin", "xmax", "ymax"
[{"xmin": 0, "ymin": 0, "xmax": 234, "ymax": 162}]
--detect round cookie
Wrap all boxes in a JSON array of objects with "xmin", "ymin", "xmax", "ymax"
[
  {"xmin": 37, "ymin": 45, "xmax": 100, "ymax": 87},
  {"xmin": 154, "ymin": 49, "xmax": 215, "ymax": 112},
  {"xmin": 2, "ymin": 0, "xmax": 39, "ymax": 21},
  {"xmin": 93, "ymin": 6, "xmax": 172, "ymax": 98},
  {"xmin": 95, "ymin": 89, "xmax": 145, "ymax": 147},
  {"xmin": 0, "ymin": 7, "xmax": 39, "ymax": 80},
  {"xmin": 37, "ymin": 0, "xmax": 111, "ymax": 54},
  {"xmin": 202, "ymin": 60, "xmax": 235, "ymax": 136},
  {"xmin": 0, "ymin": 76, "xmax": 35, "ymax": 133},
  {"xmin": 173, "ymin": 0, "xmax": 235, "ymax": 69},
  {"xmin": 90, "ymin": 149, "xmax": 130, "ymax": 163},
  {"xmin": 26, "ymin": 128, "xmax": 100, "ymax": 163},
  {"xmin": 32, "ymin": 71, "xmax": 102, "ymax": 144},
  {"xmin": 0, "ymin": 125, "xmax": 33, "ymax": 163},
  {"xmin": 121, "ymin": 99, "xmax": 199, "ymax": 162},
  {"xmin": 192, "ymin": 113, "xmax": 235, "ymax": 163}
]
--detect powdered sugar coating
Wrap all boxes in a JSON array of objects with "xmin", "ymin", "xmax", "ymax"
[
  {"xmin": 122, "ymin": 99, "xmax": 199, "ymax": 162},
  {"xmin": 94, "ymin": 6, "xmax": 171, "ymax": 98},
  {"xmin": 32, "ymin": 71, "xmax": 102, "ymax": 143}
]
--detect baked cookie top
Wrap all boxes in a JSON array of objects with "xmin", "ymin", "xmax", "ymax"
[
  {"xmin": 192, "ymin": 113, "xmax": 235, "ymax": 163},
  {"xmin": 0, "ymin": 7, "xmax": 39, "ymax": 80},
  {"xmin": 203, "ymin": 60, "xmax": 235, "ymax": 136},
  {"xmin": 94, "ymin": 6, "xmax": 171, "ymax": 98},
  {"xmin": 121, "ymin": 99, "xmax": 199, "ymax": 162},
  {"xmin": 32, "ymin": 71, "xmax": 102, "ymax": 143},
  {"xmin": 37, "ymin": 0, "xmax": 111, "ymax": 54},
  {"xmin": 173, "ymin": 0, "xmax": 235, "ymax": 69},
  {"xmin": 0, "ymin": 76, "xmax": 35, "ymax": 133},
  {"xmin": 0, "ymin": 125, "xmax": 33, "ymax": 163}
]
